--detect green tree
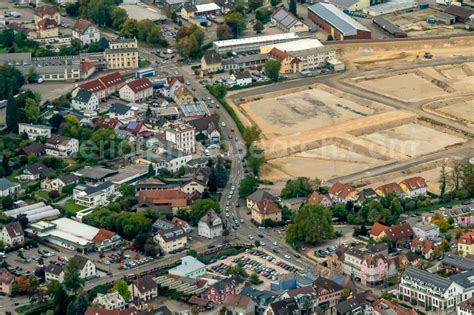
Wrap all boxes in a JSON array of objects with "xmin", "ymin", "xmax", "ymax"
[
  {"xmin": 249, "ymin": 272, "xmax": 260, "ymax": 284},
  {"xmin": 247, "ymin": 155, "xmax": 265, "ymax": 176},
  {"xmin": 27, "ymin": 68, "xmax": 39, "ymax": 83},
  {"xmin": 50, "ymin": 282, "xmax": 69, "ymax": 315},
  {"xmin": 121, "ymin": 18, "xmax": 139, "ymax": 38},
  {"xmin": 25, "ymin": 98, "xmax": 40, "ymax": 123},
  {"xmin": 285, "ymin": 204, "xmax": 334, "ymax": 246},
  {"xmin": 63, "ymin": 257, "xmax": 84, "ymax": 293},
  {"xmin": 2, "ymin": 154, "xmax": 11, "ymax": 176},
  {"xmin": 111, "ymin": 7, "xmax": 128, "ymax": 30},
  {"xmin": 189, "ymin": 199, "xmax": 220, "ymax": 225},
  {"xmin": 264, "ymin": 60, "xmax": 281, "ymax": 82},
  {"xmin": 255, "ymin": 8, "xmax": 272, "ymax": 23},
  {"xmin": 0, "ymin": 65, "xmax": 24, "ymax": 100},
  {"xmin": 112, "ymin": 279, "xmax": 131, "ymax": 301},
  {"xmin": 208, "ymin": 167, "xmax": 218, "ymax": 192},
  {"xmin": 208, "ymin": 84, "xmax": 227, "ymax": 99},
  {"xmin": 66, "ymin": 302, "xmax": 76, "ymax": 315},
  {"xmin": 6, "ymin": 94, "xmax": 19, "ymax": 133},
  {"xmin": 2, "ymin": 29, "xmax": 14, "ymax": 47},
  {"xmin": 281, "ymin": 177, "xmax": 312, "ymax": 199},
  {"xmin": 270, "ymin": 0, "xmax": 280, "ymax": 6},
  {"xmin": 243, "ymin": 126, "xmax": 261, "ymax": 147},
  {"xmin": 148, "ymin": 164, "xmax": 155, "ymax": 177},
  {"xmin": 66, "ymin": 2, "xmax": 80, "ymax": 16},
  {"xmin": 215, "ymin": 157, "xmax": 228, "ymax": 188},
  {"xmin": 327, "ymin": 34, "xmax": 334, "ymax": 41},
  {"xmin": 224, "ymin": 12, "xmax": 247, "ymax": 38},
  {"xmin": 119, "ymin": 184, "xmax": 136, "ymax": 198},
  {"xmin": 254, "ymin": 21, "xmax": 264, "ymax": 33},
  {"xmin": 440, "ymin": 163, "xmax": 448, "ymax": 197},
  {"xmin": 239, "ymin": 176, "xmax": 259, "ymax": 198},
  {"xmin": 289, "ymin": 0, "xmax": 297, "ymax": 15},
  {"xmin": 216, "ymin": 24, "xmax": 233, "ymax": 40}
]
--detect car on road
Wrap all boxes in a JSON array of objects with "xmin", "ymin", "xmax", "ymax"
[
  {"xmin": 240, "ymin": 218, "xmax": 244, "ymax": 223},
  {"xmin": 260, "ymin": 242, "xmax": 265, "ymax": 246},
  {"xmin": 225, "ymin": 213, "xmax": 230, "ymax": 217},
  {"xmin": 249, "ymin": 235, "xmax": 254, "ymax": 240},
  {"xmin": 258, "ymin": 234, "xmax": 264, "ymax": 238},
  {"xmin": 207, "ymin": 245, "xmax": 215, "ymax": 249},
  {"xmin": 284, "ymin": 255, "xmax": 291, "ymax": 259}
]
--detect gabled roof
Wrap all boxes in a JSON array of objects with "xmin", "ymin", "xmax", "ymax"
[
  {"xmin": 3, "ymin": 221, "xmax": 24, "ymax": 239},
  {"xmin": 376, "ymin": 182, "xmax": 403, "ymax": 195},
  {"xmin": 134, "ymin": 275, "xmax": 156, "ymax": 293},
  {"xmin": 371, "ymin": 222, "xmax": 388, "ymax": 237},
  {"xmin": 109, "ymin": 103, "xmax": 132, "ymax": 115},
  {"xmin": 329, "ymin": 182, "xmax": 355, "ymax": 198},
  {"xmin": 268, "ymin": 47, "xmax": 289, "ymax": 61},
  {"xmin": 203, "ymin": 53, "xmax": 222, "ymax": 65},
  {"xmin": 223, "ymin": 294, "xmax": 253, "ymax": 308},
  {"xmin": 37, "ymin": 18, "xmax": 58, "ymax": 30},
  {"xmin": 271, "ymin": 7, "xmax": 302, "ymax": 30},
  {"xmin": 0, "ymin": 268, "xmax": 14, "ymax": 284},
  {"xmin": 74, "ymin": 89, "xmax": 95, "ymax": 103},
  {"xmin": 200, "ymin": 209, "xmax": 221, "ymax": 227},
  {"xmin": 211, "ymin": 276, "xmax": 245, "ymax": 292},
  {"xmin": 335, "ymin": 298, "xmax": 361, "ymax": 314},
  {"xmin": 247, "ymin": 189, "xmax": 277, "ymax": 202},
  {"xmin": 174, "ymin": 85, "xmax": 192, "ymax": 98},
  {"xmin": 92, "ymin": 228, "xmax": 116, "ymax": 244},
  {"xmin": 25, "ymin": 162, "xmax": 53, "ymax": 177},
  {"xmin": 91, "ymin": 117, "xmax": 120, "ymax": 129},
  {"xmin": 384, "ymin": 223, "xmax": 414, "ymax": 241},
  {"xmin": 73, "ymin": 255, "xmax": 91, "ymax": 270},
  {"xmin": 79, "ymin": 79, "xmax": 106, "ymax": 93},
  {"xmin": 254, "ymin": 199, "xmax": 280, "ymax": 215},
  {"xmin": 21, "ymin": 142, "xmax": 45, "ymax": 155},
  {"xmin": 45, "ymin": 264, "xmax": 64, "ymax": 276},
  {"xmin": 73, "ymin": 19, "xmax": 94, "ymax": 35},
  {"xmin": 269, "ymin": 297, "xmax": 299, "ymax": 315},
  {"xmin": 233, "ymin": 71, "xmax": 252, "ymax": 80},
  {"xmin": 167, "ymin": 76, "xmax": 184, "ymax": 86},
  {"xmin": 403, "ymin": 266, "xmax": 453, "ymax": 291},
  {"xmin": 124, "ymin": 78, "xmax": 153, "ymax": 93},
  {"xmin": 100, "ymin": 72, "xmax": 125, "ymax": 88},
  {"xmin": 187, "ymin": 116, "xmax": 219, "ymax": 133},
  {"xmin": 58, "ymin": 173, "xmax": 79, "ymax": 185},
  {"xmin": 314, "ymin": 276, "xmax": 343, "ymax": 294},
  {"xmin": 307, "ymin": 192, "xmax": 330, "ymax": 205},
  {"xmin": 47, "ymin": 134, "xmax": 74, "ymax": 146},
  {"xmin": 459, "ymin": 231, "xmax": 474, "ymax": 245},
  {"xmin": 400, "ymin": 176, "xmax": 427, "ymax": 190},
  {"xmin": 444, "ymin": 4, "xmax": 474, "ymax": 20},
  {"xmin": 411, "ymin": 237, "xmax": 434, "ymax": 254},
  {"xmin": 0, "ymin": 178, "xmax": 19, "ymax": 191},
  {"xmin": 35, "ymin": 6, "xmax": 60, "ymax": 17},
  {"xmin": 358, "ymin": 188, "xmax": 377, "ymax": 202},
  {"xmin": 139, "ymin": 189, "xmax": 188, "ymax": 203}
]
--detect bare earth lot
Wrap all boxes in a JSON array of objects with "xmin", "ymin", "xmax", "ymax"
[
  {"xmin": 356, "ymin": 73, "xmax": 448, "ymax": 102},
  {"xmin": 437, "ymin": 100, "xmax": 474, "ymax": 125}
]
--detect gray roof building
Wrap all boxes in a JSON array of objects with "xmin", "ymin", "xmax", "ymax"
[
  {"xmin": 0, "ymin": 178, "xmax": 19, "ymax": 191},
  {"xmin": 403, "ymin": 266, "xmax": 453, "ymax": 291},
  {"xmin": 247, "ymin": 189, "xmax": 277, "ymax": 202},
  {"xmin": 73, "ymin": 89, "xmax": 95, "ymax": 103},
  {"xmin": 449, "ymin": 269, "xmax": 474, "ymax": 289},
  {"xmin": 109, "ymin": 103, "xmax": 132, "ymax": 115},
  {"xmin": 308, "ymin": 3, "xmax": 370, "ymax": 36},
  {"xmin": 442, "ymin": 255, "xmax": 474, "ymax": 271}
]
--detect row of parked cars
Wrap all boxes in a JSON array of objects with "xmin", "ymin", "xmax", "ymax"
[
  {"xmin": 233, "ymin": 256, "xmax": 279, "ymax": 281},
  {"xmin": 121, "ymin": 256, "xmax": 154, "ymax": 270},
  {"xmin": 247, "ymin": 250, "xmax": 300, "ymax": 273},
  {"xmin": 210, "ymin": 262, "xmax": 230, "ymax": 274},
  {"xmin": 315, "ymin": 245, "xmax": 337, "ymax": 258}
]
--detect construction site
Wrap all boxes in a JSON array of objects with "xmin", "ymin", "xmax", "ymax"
[{"xmin": 228, "ymin": 35, "xmax": 474, "ymax": 190}]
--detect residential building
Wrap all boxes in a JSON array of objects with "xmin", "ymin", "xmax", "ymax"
[
  {"xmin": 203, "ymin": 276, "xmax": 245, "ymax": 305},
  {"xmin": 19, "ymin": 162, "xmax": 53, "ymax": 181},
  {"xmin": 357, "ymin": 188, "xmax": 378, "ymax": 203},
  {"xmin": 266, "ymin": 298, "xmax": 300, "ymax": 315},
  {"xmin": 222, "ymin": 53, "xmax": 268, "ymax": 71},
  {"xmin": 370, "ymin": 222, "xmax": 414, "ymax": 247},
  {"xmin": 187, "ymin": 116, "xmax": 220, "ymax": 143},
  {"xmin": 45, "ymin": 264, "xmax": 65, "ymax": 283},
  {"xmin": 73, "ymin": 166, "xmax": 118, "ymax": 183},
  {"xmin": 251, "ymin": 199, "xmax": 282, "ymax": 225},
  {"xmin": 45, "ymin": 135, "xmax": 79, "ymax": 158},
  {"xmin": 78, "ymin": 72, "xmax": 126, "ymax": 100},
  {"xmin": 74, "ymin": 255, "xmax": 97, "ymax": 279},
  {"xmin": 173, "ymin": 86, "xmax": 194, "ymax": 106},
  {"xmin": 0, "ymin": 178, "xmax": 20, "ymax": 197},
  {"xmin": 18, "ymin": 123, "xmax": 52, "ymax": 140},
  {"xmin": 167, "ymin": 76, "xmax": 185, "ymax": 98},
  {"xmin": 412, "ymin": 220, "xmax": 440, "ymax": 241},
  {"xmin": 73, "ymin": 181, "xmax": 116, "ymax": 208},
  {"xmin": 138, "ymin": 189, "xmax": 189, "ymax": 214},
  {"xmin": 72, "ymin": 19, "xmax": 100, "ymax": 45},
  {"xmin": 201, "ymin": 53, "xmax": 222, "ymax": 73},
  {"xmin": 271, "ymin": 7, "xmax": 309, "ymax": 33},
  {"xmin": 224, "ymin": 294, "xmax": 256, "ymax": 315},
  {"xmin": 458, "ymin": 296, "xmax": 474, "ymax": 315},
  {"xmin": 119, "ymin": 78, "xmax": 153, "ymax": 103},
  {"xmin": 399, "ymin": 266, "xmax": 463, "ymax": 313},
  {"xmin": 20, "ymin": 143, "xmax": 46, "ymax": 157},
  {"xmin": 375, "ymin": 182, "xmax": 403, "ymax": 197},
  {"xmin": 41, "ymin": 174, "xmax": 79, "ymax": 192},
  {"xmin": 441, "ymin": 255, "xmax": 474, "ymax": 274},
  {"xmin": 1, "ymin": 222, "xmax": 24, "ymax": 247},
  {"xmin": 154, "ymin": 226, "xmax": 187, "ymax": 254},
  {"xmin": 373, "ymin": 298, "xmax": 417, "ymax": 315},
  {"xmin": 230, "ymin": 71, "xmax": 253, "ymax": 86},
  {"xmin": 329, "ymin": 182, "xmax": 357, "ymax": 203},
  {"xmin": 314, "ymin": 276, "xmax": 344, "ymax": 310},
  {"xmin": 181, "ymin": 3, "xmax": 221, "ymax": 20},
  {"xmin": 334, "ymin": 298, "xmax": 363, "ymax": 315},
  {"xmin": 198, "ymin": 209, "xmax": 223, "ymax": 239},
  {"xmin": 84, "ymin": 306, "xmax": 146, "ymax": 315},
  {"xmin": 165, "ymin": 124, "xmax": 196, "ymax": 154},
  {"xmin": 459, "ymin": 232, "xmax": 474, "ymax": 257},
  {"xmin": 93, "ymin": 292, "xmax": 126, "ymax": 311},
  {"xmin": 213, "ymin": 33, "xmax": 300, "ymax": 54},
  {"xmin": 131, "ymin": 275, "xmax": 158, "ymax": 301},
  {"xmin": 0, "ymin": 268, "xmax": 14, "ymax": 296},
  {"xmin": 168, "ymin": 255, "xmax": 207, "ymax": 279},
  {"xmin": 308, "ymin": 3, "xmax": 371, "ymax": 40},
  {"xmin": 108, "ymin": 103, "xmax": 134, "ymax": 121},
  {"xmin": 268, "ymin": 47, "xmax": 302, "ymax": 74},
  {"xmin": 72, "ymin": 89, "xmax": 99, "ymax": 112},
  {"xmin": 34, "ymin": 6, "xmax": 60, "ymax": 38},
  {"xmin": 410, "ymin": 237, "xmax": 434, "ymax": 259},
  {"xmin": 105, "ymin": 38, "xmax": 139, "ymax": 70},
  {"xmin": 399, "ymin": 176, "xmax": 428, "ymax": 198},
  {"xmin": 240, "ymin": 287, "xmax": 278, "ymax": 314},
  {"xmin": 138, "ymin": 149, "xmax": 192, "ymax": 173},
  {"xmin": 181, "ymin": 178, "xmax": 207, "ymax": 194},
  {"xmin": 307, "ymin": 192, "xmax": 332, "ymax": 207},
  {"xmin": 246, "ymin": 189, "xmax": 277, "ymax": 209},
  {"xmin": 172, "ymin": 217, "xmax": 192, "ymax": 233}
]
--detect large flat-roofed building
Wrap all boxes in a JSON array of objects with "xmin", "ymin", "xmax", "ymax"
[
  {"xmin": 30, "ymin": 217, "xmax": 122, "ymax": 252},
  {"xmin": 213, "ymin": 33, "xmax": 300, "ymax": 54},
  {"xmin": 260, "ymin": 38, "xmax": 324, "ymax": 53},
  {"xmin": 104, "ymin": 38, "xmax": 139, "ymax": 70},
  {"xmin": 308, "ymin": 3, "xmax": 371, "ymax": 40}
]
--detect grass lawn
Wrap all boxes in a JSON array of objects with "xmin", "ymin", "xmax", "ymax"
[
  {"xmin": 16, "ymin": 301, "xmax": 54, "ymax": 314},
  {"xmin": 36, "ymin": 190, "xmax": 51, "ymax": 201},
  {"xmin": 63, "ymin": 200, "xmax": 86, "ymax": 214},
  {"xmin": 139, "ymin": 59, "xmax": 151, "ymax": 68}
]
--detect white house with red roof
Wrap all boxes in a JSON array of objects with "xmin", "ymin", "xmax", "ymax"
[
  {"xmin": 72, "ymin": 19, "xmax": 100, "ymax": 45},
  {"xmin": 34, "ymin": 6, "xmax": 60, "ymax": 38},
  {"xmin": 329, "ymin": 182, "xmax": 357, "ymax": 204},
  {"xmin": 306, "ymin": 192, "xmax": 332, "ymax": 207},
  {"xmin": 411, "ymin": 237, "xmax": 434, "ymax": 259},
  {"xmin": 77, "ymin": 72, "xmax": 125, "ymax": 100},
  {"xmin": 119, "ymin": 78, "xmax": 153, "ymax": 103},
  {"xmin": 399, "ymin": 176, "xmax": 427, "ymax": 198}
]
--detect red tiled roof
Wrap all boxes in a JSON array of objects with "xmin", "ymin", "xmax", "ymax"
[
  {"xmin": 79, "ymin": 79, "xmax": 106, "ymax": 93},
  {"xmin": 85, "ymin": 306, "xmax": 147, "ymax": 315},
  {"xmin": 458, "ymin": 231, "xmax": 474, "ymax": 245},
  {"xmin": 139, "ymin": 189, "xmax": 188, "ymax": 202},
  {"xmin": 35, "ymin": 6, "xmax": 60, "ymax": 17},
  {"xmin": 371, "ymin": 222, "xmax": 388, "ymax": 237},
  {"xmin": 268, "ymin": 47, "xmax": 289, "ymax": 61},
  {"xmin": 125, "ymin": 78, "xmax": 153, "ymax": 93},
  {"xmin": 0, "ymin": 268, "xmax": 14, "ymax": 284},
  {"xmin": 400, "ymin": 176, "xmax": 427, "ymax": 190},
  {"xmin": 174, "ymin": 85, "xmax": 192, "ymax": 97},
  {"xmin": 81, "ymin": 61, "xmax": 96, "ymax": 74},
  {"xmin": 167, "ymin": 76, "xmax": 184, "ymax": 86},
  {"xmin": 223, "ymin": 294, "xmax": 253, "ymax": 308},
  {"xmin": 329, "ymin": 182, "xmax": 355, "ymax": 198},
  {"xmin": 411, "ymin": 237, "xmax": 434, "ymax": 254},
  {"xmin": 384, "ymin": 223, "xmax": 414, "ymax": 241},
  {"xmin": 254, "ymin": 199, "xmax": 280, "ymax": 215},
  {"xmin": 286, "ymin": 285, "xmax": 315, "ymax": 297},
  {"xmin": 37, "ymin": 18, "xmax": 58, "ymax": 30},
  {"xmin": 307, "ymin": 192, "xmax": 330, "ymax": 205},
  {"xmin": 99, "ymin": 72, "xmax": 125, "ymax": 88},
  {"xmin": 376, "ymin": 182, "xmax": 403, "ymax": 195},
  {"xmin": 92, "ymin": 228, "xmax": 115, "ymax": 244},
  {"xmin": 91, "ymin": 117, "xmax": 120, "ymax": 129},
  {"xmin": 73, "ymin": 19, "xmax": 93, "ymax": 35}
]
